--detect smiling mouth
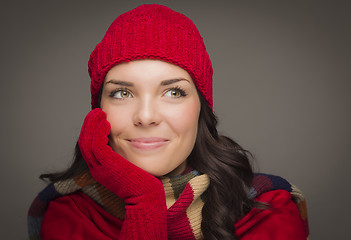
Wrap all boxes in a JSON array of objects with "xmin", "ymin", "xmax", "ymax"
[{"xmin": 127, "ymin": 138, "xmax": 169, "ymax": 150}]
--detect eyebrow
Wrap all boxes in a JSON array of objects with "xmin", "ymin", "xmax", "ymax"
[
  {"xmin": 105, "ymin": 78, "xmax": 190, "ymax": 87},
  {"xmin": 160, "ymin": 78, "xmax": 190, "ymax": 86},
  {"xmin": 105, "ymin": 80, "xmax": 133, "ymax": 86}
]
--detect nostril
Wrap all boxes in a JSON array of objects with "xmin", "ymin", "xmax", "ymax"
[{"xmin": 134, "ymin": 120, "xmax": 158, "ymax": 127}]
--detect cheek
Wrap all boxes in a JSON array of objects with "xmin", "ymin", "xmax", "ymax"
[{"xmin": 166, "ymin": 99, "xmax": 200, "ymax": 138}]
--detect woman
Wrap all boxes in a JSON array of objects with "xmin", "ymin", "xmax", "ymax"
[{"xmin": 28, "ymin": 4, "xmax": 309, "ymax": 240}]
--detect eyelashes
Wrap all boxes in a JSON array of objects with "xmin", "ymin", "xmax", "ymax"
[
  {"xmin": 165, "ymin": 86, "xmax": 188, "ymax": 98},
  {"xmin": 108, "ymin": 86, "xmax": 188, "ymax": 100},
  {"xmin": 109, "ymin": 88, "xmax": 131, "ymax": 99}
]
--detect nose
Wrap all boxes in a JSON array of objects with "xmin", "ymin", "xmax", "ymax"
[{"xmin": 133, "ymin": 97, "xmax": 160, "ymax": 127}]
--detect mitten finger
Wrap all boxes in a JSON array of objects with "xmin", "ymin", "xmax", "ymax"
[
  {"xmin": 80, "ymin": 109, "xmax": 106, "ymax": 142},
  {"xmin": 91, "ymin": 119, "xmax": 114, "ymax": 165},
  {"xmin": 78, "ymin": 108, "xmax": 107, "ymax": 167},
  {"xmin": 94, "ymin": 116, "xmax": 111, "ymax": 145}
]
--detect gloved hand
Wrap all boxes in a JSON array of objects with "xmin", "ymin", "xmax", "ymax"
[{"xmin": 78, "ymin": 108, "xmax": 167, "ymax": 239}]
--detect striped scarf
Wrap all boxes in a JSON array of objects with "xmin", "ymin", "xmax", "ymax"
[{"xmin": 28, "ymin": 170, "xmax": 309, "ymax": 239}]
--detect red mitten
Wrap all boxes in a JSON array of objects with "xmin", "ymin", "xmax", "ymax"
[{"xmin": 78, "ymin": 108, "xmax": 167, "ymax": 239}]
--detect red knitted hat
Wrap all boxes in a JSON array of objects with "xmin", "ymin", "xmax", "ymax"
[{"xmin": 88, "ymin": 4, "xmax": 213, "ymax": 109}]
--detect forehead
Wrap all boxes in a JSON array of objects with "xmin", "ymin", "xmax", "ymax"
[{"xmin": 104, "ymin": 59, "xmax": 194, "ymax": 85}]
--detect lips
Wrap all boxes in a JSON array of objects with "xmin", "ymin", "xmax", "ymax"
[{"xmin": 127, "ymin": 137, "xmax": 169, "ymax": 150}]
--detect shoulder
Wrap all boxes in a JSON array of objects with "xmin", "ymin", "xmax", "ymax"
[
  {"xmin": 250, "ymin": 173, "xmax": 309, "ymax": 230},
  {"xmin": 235, "ymin": 173, "xmax": 309, "ymax": 240},
  {"xmin": 41, "ymin": 192, "xmax": 122, "ymax": 239},
  {"xmin": 236, "ymin": 190, "xmax": 307, "ymax": 239},
  {"xmin": 249, "ymin": 173, "xmax": 294, "ymax": 198}
]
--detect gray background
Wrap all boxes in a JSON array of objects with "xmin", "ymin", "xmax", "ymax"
[{"xmin": 1, "ymin": 0, "xmax": 350, "ymax": 239}]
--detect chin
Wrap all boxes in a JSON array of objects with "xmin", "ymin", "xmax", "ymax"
[
  {"xmin": 126, "ymin": 154, "xmax": 186, "ymax": 177},
  {"xmin": 139, "ymin": 166, "xmax": 169, "ymax": 177},
  {"xmin": 126, "ymin": 156, "xmax": 173, "ymax": 176},
  {"xmin": 142, "ymin": 165, "xmax": 185, "ymax": 177}
]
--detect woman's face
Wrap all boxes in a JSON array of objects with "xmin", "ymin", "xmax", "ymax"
[{"xmin": 100, "ymin": 59, "xmax": 201, "ymax": 177}]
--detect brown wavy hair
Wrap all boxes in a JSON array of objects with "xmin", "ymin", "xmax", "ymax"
[
  {"xmin": 188, "ymin": 94, "xmax": 255, "ymax": 239},
  {"xmin": 40, "ymin": 91, "xmax": 255, "ymax": 239}
]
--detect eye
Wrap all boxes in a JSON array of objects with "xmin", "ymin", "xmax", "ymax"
[
  {"xmin": 164, "ymin": 87, "xmax": 187, "ymax": 98},
  {"xmin": 110, "ymin": 89, "xmax": 132, "ymax": 99}
]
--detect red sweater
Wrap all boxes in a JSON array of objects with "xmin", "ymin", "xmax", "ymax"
[{"xmin": 41, "ymin": 189, "xmax": 306, "ymax": 239}]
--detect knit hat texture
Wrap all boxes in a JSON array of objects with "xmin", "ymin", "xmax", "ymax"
[{"xmin": 88, "ymin": 4, "xmax": 213, "ymax": 109}]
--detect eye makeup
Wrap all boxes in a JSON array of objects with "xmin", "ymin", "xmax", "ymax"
[
  {"xmin": 164, "ymin": 86, "xmax": 188, "ymax": 98},
  {"xmin": 109, "ymin": 88, "xmax": 133, "ymax": 99}
]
